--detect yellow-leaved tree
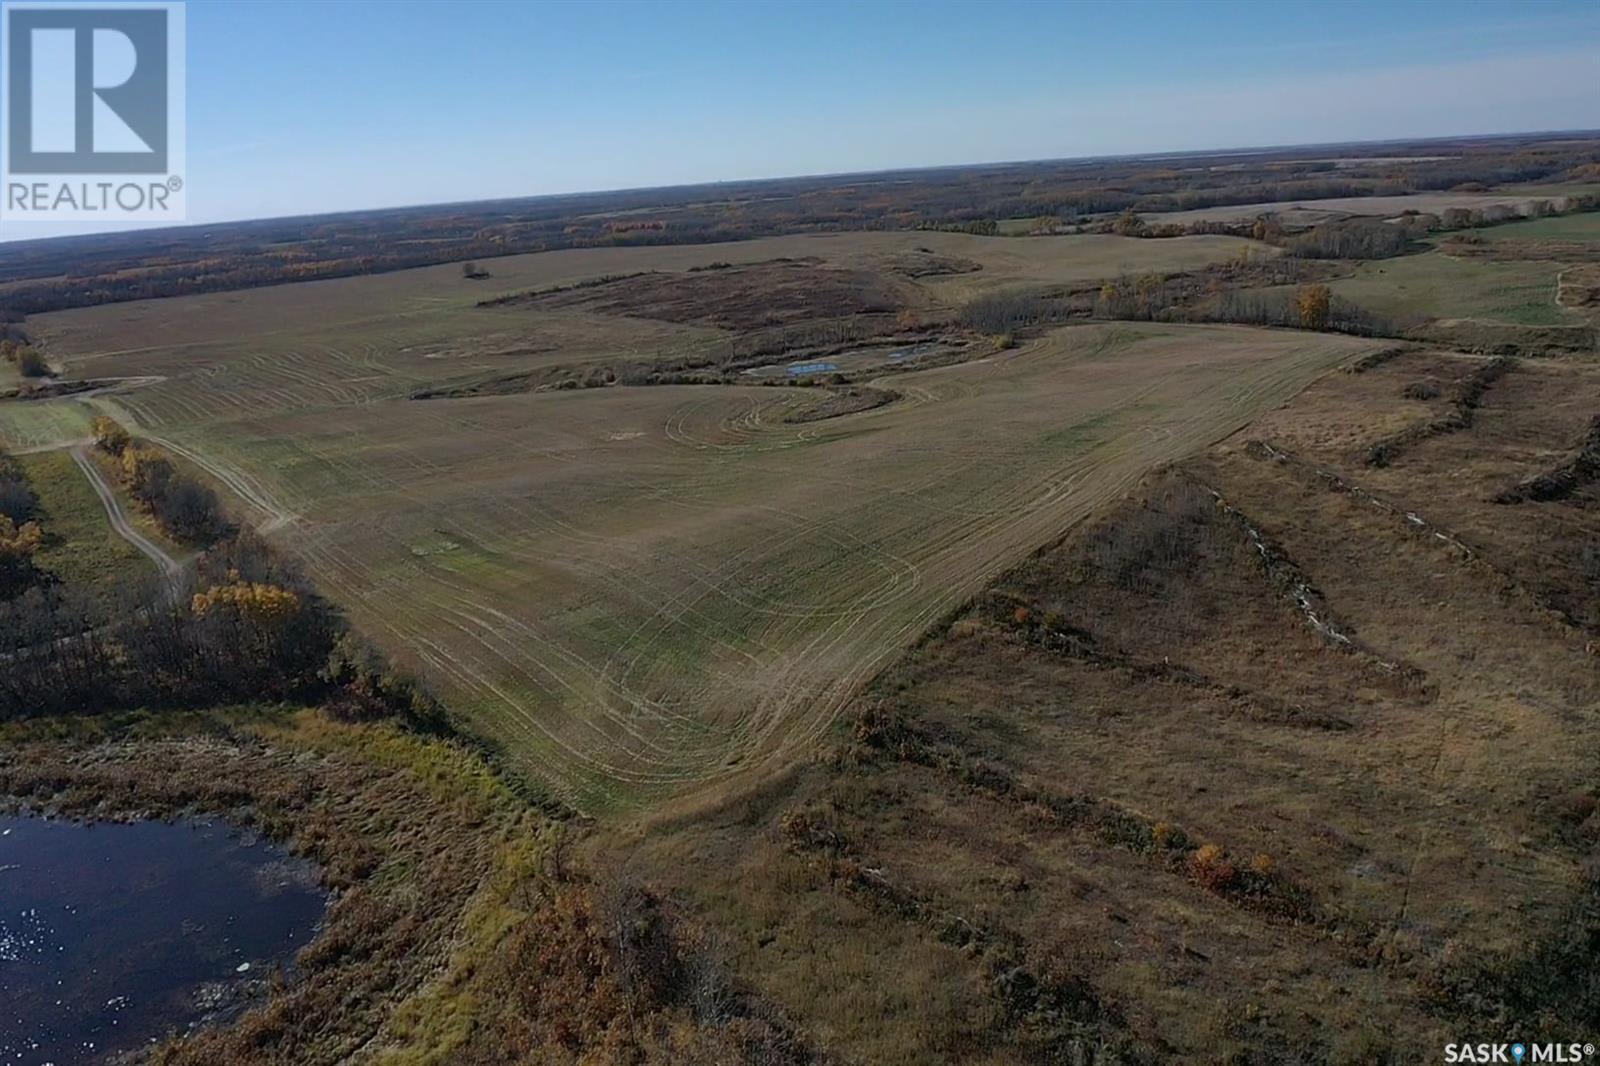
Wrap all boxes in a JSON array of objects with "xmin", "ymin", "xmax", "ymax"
[
  {"xmin": 91, "ymin": 415, "xmax": 130, "ymax": 455},
  {"xmin": 192, "ymin": 573, "xmax": 301, "ymax": 624},
  {"xmin": 1296, "ymin": 284, "xmax": 1332, "ymax": 331},
  {"xmin": 0, "ymin": 514, "xmax": 42, "ymax": 559}
]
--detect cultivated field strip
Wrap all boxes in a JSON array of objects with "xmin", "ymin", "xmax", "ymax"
[{"xmin": 19, "ymin": 321, "xmax": 1374, "ymax": 809}]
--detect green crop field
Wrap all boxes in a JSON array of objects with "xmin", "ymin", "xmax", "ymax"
[
  {"xmin": 1329, "ymin": 249, "xmax": 1576, "ymax": 326},
  {"xmin": 1454, "ymin": 210, "xmax": 1600, "ymax": 243},
  {"xmin": 0, "ymin": 400, "xmax": 94, "ymax": 452}
]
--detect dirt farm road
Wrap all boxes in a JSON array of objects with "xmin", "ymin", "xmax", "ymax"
[{"xmin": 70, "ymin": 445, "xmax": 185, "ymax": 587}]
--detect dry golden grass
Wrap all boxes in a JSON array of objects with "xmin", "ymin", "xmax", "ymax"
[
  {"xmin": 0, "ymin": 710, "xmax": 819, "ymax": 1066},
  {"xmin": 619, "ymin": 350, "xmax": 1600, "ymax": 1062}
]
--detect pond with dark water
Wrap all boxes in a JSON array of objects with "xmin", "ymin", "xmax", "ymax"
[
  {"xmin": 741, "ymin": 341, "xmax": 966, "ymax": 380},
  {"xmin": 0, "ymin": 815, "xmax": 325, "ymax": 1065}
]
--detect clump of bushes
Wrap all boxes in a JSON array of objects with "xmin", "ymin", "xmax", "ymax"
[
  {"xmin": 319, "ymin": 631, "xmax": 449, "ymax": 731},
  {"xmin": 0, "ymin": 446, "xmax": 42, "ymax": 598},
  {"xmin": 1, "ymin": 339, "xmax": 49, "ymax": 377},
  {"xmin": 1206, "ymin": 287, "xmax": 1396, "ymax": 336},
  {"xmin": 958, "ymin": 288, "xmax": 1055, "ymax": 335},
  {"xmin": 0, "ymin": 512, "xmax": 44, "ymax": 598},
  {"xmin": 0, "ymin": 525, "xmax": 444, "ymax": 731},
  {"xmin": 1092, "ymin": 267, "xmax": 1397, "ymax": 337},
  {"xmin": 1283, "ymin": 218, "xmax": 1412, "ymax": 259},
  {"xmin": 1, "ymin": 418, "xmax": 445, "ymax": 729},
  {"xmin": 93, "ymin": 415, "xmax": 227, "ymax": 545},
  {"xmin": 1186, "ymin": 842, "xmax": 1238, "ymax": 892},
  {"xmin": 0, "ymin": 531, "xmax": 328, "ymax": 718}
]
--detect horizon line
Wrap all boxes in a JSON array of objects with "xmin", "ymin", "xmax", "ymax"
[{"xmin": 4, "ymin": 124, "xmax": 1597, "ymax": 250}]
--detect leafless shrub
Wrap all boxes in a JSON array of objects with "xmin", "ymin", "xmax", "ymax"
[
  {"xmin": 1073, "ymin": 479, "xmax": 1215, "ymax": 592},
  {"xmin": 1284, "ymin": 218, "xmax": 1412, "ymax": 259},
  {"xmin": 957, "ymin": 288, "xmax": 1054, "ymax": 334}
]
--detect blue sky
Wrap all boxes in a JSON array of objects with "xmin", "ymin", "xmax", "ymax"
[{"xmin": 6, "ymin": 0, "xmax": 1599, "ymax": 239}]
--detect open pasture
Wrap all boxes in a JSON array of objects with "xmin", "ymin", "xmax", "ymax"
[
  {"xmin": 6, "ymin": 231, "xmax": 1375, "ymax": 810},
  {"xmin": 1457, "ymin": 209, "xmax": 1600, "ymax": 244},
  {"xmin": 1328, "ymin": 250, "xmax": 1578, "ymax": 327}
]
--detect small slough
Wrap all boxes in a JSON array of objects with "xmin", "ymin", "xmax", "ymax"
[{"xmin": 0, "ymin": 815, "xmax": 325, "ymax": 1065}]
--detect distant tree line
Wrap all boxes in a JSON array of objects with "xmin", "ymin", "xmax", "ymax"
[
  {"xmin": 3, "ymin": 135, "xmax": 1596, "ymax": 317},
  {"xmin": 1282, "ymin": 218, "xmax": 1413, "ymax": 259},
  {"xmin": 1083, "ymin": 189, "xmax": 1600, "ymax": 252}
]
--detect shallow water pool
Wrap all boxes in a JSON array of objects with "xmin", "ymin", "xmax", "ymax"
[{"xmin": 0, "ymin": 815, "xmax": 325, "ymax": 1065}]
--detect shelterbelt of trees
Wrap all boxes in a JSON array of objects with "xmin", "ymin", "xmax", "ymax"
[{"xmin": 0, "ymin": 419, "xmax": 445, "ymax": 730}]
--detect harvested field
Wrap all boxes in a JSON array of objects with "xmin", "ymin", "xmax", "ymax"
[
  {"xmin": 3, "ymin": 230, "xmax": 1288, "ymax": 809},
  {"xmin": 2, "ymin": 230, "xmax": 1261, "ymax": 450},
  {"xmin": 620, "ymin": 349, "xmax": 1600, "ymax": 1063},
  {"xmin": 18, "ymin": 231, "xmax": 1259, "ymax": 366},
  {"xmin": 4, "ymin": 270, "xmax": 1376, "ymax": 809}
]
